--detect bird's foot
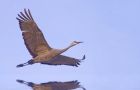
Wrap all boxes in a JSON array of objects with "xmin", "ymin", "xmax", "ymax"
[
  {"xmin": 16, "ymin": 64, "xmax": 24, "ymax": 68},
  {"xmin": 27, "ymin": 60, "xmax": 34, "ymax": 64},
  {"xmin": 81, "ymin": 55, "xmax": 86, "ymax": 60}
]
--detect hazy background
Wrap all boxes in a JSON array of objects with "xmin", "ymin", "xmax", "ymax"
[{"xmin": 0, "ymin": 0, "xmax": 140, "ymax": 90}]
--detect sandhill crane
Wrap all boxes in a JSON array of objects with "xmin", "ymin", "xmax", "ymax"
[
  {"xmin": 17, "ymin": 79, "xmax": 86, "ymax": 90},
  {"xmin": 16, "ymin": 9, "xmax": 85, "ymax": 67}
]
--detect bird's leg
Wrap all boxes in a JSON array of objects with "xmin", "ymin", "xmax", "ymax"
[
  {"xmin": 16, "ymin": 59, "xmax": 34, "ymax": 68},
  {"xmin": 16, "ymin": 80, "xmax": 34, "ymax": 87},
  {"xmin": 80, "ymin": 87, "xmax": 86, "ymax": 90},
  {"xmin": 80, "ymin": 55, "xmax": 86, "ymax": 60}
]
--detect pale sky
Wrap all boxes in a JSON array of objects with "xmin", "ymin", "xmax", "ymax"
[{"xmin": 0, "ymin": 0, "xmax": 140, "ymax": 90}]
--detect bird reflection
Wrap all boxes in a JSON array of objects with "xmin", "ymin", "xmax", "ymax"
[{"xmin": 17, "ymin": 79, "xmax": 86, "ymax": 90}]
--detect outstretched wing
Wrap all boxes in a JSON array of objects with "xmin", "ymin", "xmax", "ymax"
[
  {"xmin": 41, "ymin": 55, "xmax": 85, "ymax": 67},
  {"xmin": 16, "ymin": 9, "xmax": 51, "ymax": 58},
  {"xmin": 40, "ymin": 80, "xmax": 82, "ymax": 90}
]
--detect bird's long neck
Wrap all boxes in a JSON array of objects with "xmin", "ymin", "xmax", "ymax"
[{"xmin": 61, "ymin": 44, "xmax": 74, "ymax": 53}]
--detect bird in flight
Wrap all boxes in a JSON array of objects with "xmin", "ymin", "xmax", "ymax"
[
  {"xmin": 16, "ymin": 9, "xmax": 85, "ymax": 68},
  {"xmin": 17, "ymin": 79, "xmax": 86, "ymax": 90}
]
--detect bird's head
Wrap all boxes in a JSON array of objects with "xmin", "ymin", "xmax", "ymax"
[{"xmin": 70, "ymin": 41, "xmax": 83, "ymax": 46}]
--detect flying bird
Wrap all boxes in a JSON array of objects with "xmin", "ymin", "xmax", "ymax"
[
  {"xmin": 16, "ymin": 9, "xmax": 85, "ymax": 67},
  {"xmin": 17, "ymin": 79, "xmax": 86, "ymax": 90}
]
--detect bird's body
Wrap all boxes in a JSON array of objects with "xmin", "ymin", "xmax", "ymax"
[
  {"xmin": 33, "ymin": 49, "xmax": 62, "ymax": 63},
  {"xmin": 16, "ymin": 9, "xmax": 85, "ymax": 67}
]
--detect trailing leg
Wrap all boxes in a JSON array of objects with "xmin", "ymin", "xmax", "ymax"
[
  {"xmin": 16, "ymin": 79, "xmax": 34, "ymax": 87},
  {"xmin": 16, "ymin": 59, "xmax": 34, "ymax": 68}
]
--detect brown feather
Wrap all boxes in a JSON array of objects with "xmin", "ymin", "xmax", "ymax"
[
  {"xmin": 24, "ymin": 9, "xmax": 32, "ymax": 20},
  {"xmin": 28, "ymin": 9, "xmax": 34, "ymax": 20},
  {"xmin": 20, "ymin": 12, "xmax": 29, "ymax": 20},
  {"xmin": 18, "ymin": 14, "xmax": 26, "ymax": 21},
  {"xmin": 41, "ymin": 55, "xmax": 85, "ymax": 67},
  {"xmin": 17, "ymin": 9, "xmax": 51, "ymax": 58},
  {"xmin": 38, "ymin": 81, "xmax": 81, "ymax": 90},
  {"xmin": 17, "ymin": 80, "xmax": 84, "ymax": 90}
]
